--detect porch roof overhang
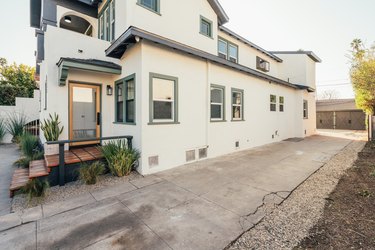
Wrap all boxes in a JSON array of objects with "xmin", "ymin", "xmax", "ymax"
[
  {"xmin": 57, "ymin": 57, "xmax": 122, "ymax": 86},
  {"xmin": 106, "ymin": 26, "xmax": 309, "ymax": 91}
]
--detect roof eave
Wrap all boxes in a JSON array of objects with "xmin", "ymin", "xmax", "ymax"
[{"xmin": 207, "ymin": 0, "xmax": 229, "ymax": 25}]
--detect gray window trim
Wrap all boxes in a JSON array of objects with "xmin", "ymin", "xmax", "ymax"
[
  {"xmin": 114, "ymin": 73, "xmax": 136, "ymax": 125},
  {"xmin": 149, "ymin": 73, "xmax": 179, "ymax": 125},
  {"xmin": 200, "ymin": 15, "xmax": 213, "ymax": 39},
  {"xmin": 98, "ymin": 0, "xmax": 115, "ymax": 42},
  {"xmin": 210, "ymin": 84, "xmax": 226, "ymax": 122},
  {"xmin": 279, "ymin": 96, "xmax": 285, "ymax": 112},
  {"xmin": 218, "ymin": 36, "xmax": 239, "ymax": 63},
  {"xmin": 303, "ymin": 99, "xmax": 309, "ymax": 119},
  {"xmin": 270, "ymin": 94, "xmax": 277, "ymax": 112},
  {"xmin": 137, "ymin": 0, "xmax": 161, "ymax": 15},
  {"xmin": 231, "ymin": 88, "xmax": 244, "ymax": 121}
]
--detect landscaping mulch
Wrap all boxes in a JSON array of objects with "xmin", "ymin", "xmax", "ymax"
[{"xmin": 297, "ymin": 142, "xmax": 375, "ymax": 249}]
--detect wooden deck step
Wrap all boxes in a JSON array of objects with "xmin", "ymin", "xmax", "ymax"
[
  {"xmin": 45, "ymin": 147, "xmax": 103, "ymax": 168},
  {"xmin": 29, "ymin": 160, "xmax": 49, "ymax": 178},
  {"xmin": 10, "ymin": 168, "xmax": 29, "ymax": 198}
]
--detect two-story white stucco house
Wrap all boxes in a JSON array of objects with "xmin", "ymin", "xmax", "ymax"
[{"xmin": 30, "ymin": 0, "xmax": 321, "ymax": 175}]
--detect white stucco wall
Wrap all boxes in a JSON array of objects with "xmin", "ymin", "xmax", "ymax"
[{"xmin": 0, "ymin": 90, "xmax": 40, "ymax": 143}]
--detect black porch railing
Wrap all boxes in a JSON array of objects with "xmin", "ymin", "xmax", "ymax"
[{"xmin": 46, "ymin": 136, "xmax": 133, "ymax": 186}]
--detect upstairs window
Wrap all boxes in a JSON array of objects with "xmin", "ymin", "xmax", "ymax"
[
  {"xmin": 200, "ymin": 16, "xmax": 213, "ymax": 38},
  {"xmin": 279, "ymin": 96, "xmax": 284, "ymax": 112},
  {"xmin": 138, "ymin": 0, "xmax": 159, "ymax": 13},
  {"xmin": 303, "ymin": 100, "xmax": 308, "ymax": 119},
  {"xmin": 218, "ymin": 37, "xmax": 238, "ymax": 63},
  {"xmin": 270, "ymin": 95, "xmax": 277, "ymax": 112},
  {"xmin": 257, "ymin": 56, "xmax": 270, "ymax": 72},
  {"xmin": 211, "ymin": 85, "xmax": 225, "ymax": 121},
  {"xmin": 98, "ymin": 0, "xmax": 115, "ymax": 42}
]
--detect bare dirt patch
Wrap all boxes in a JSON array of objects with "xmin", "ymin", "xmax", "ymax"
[{"xmin": 297, "ymin": 142, "xmax": 375, "ymax": 249}]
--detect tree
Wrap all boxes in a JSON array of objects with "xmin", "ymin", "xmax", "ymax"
[
  {"xmin": 318, "ymin": 89, "xmax": 340, "ymax": 100},
  {"xmin": 0, "ymin": 58, "xmax": 37, "ymax": 105},
  {"xmin": 350, "ymin": 39, "xmax": 375, "ymax": 114}
]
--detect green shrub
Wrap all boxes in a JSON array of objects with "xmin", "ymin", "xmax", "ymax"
[
  {"xmin": 100, "ymin": 140, "xmax": 140, "ymax": 177},
  {"xmin": 0, "ymin": 118, "xmax": 6, "ymax": 142},
  {"xmin": 0, "ymin": 84, "xmax": 29, "ymax": 106},
  {"xmin": 20, "ymin": 133, "xmax": 40, "ymax": 157},
  {"xmin": 22, "ymin": 179, "xmax": 49, "ymax": 201},
  {"xmin": 40, "ymin": 113, "xmax": 64, "ymax": 141},
  {"xmin": 79, "ymin": 161, "xmax": 105, "ymax": 185},
  {"xmin": 14, "ymin": 151, "xmax": 44, "ymax": 168},
  {"xmin": 6, "ymin": 113, "xmax": 27, "ymax": 143}
]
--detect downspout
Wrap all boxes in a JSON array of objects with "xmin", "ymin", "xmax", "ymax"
[{"xmin": 206, "ymin": 60, "xmax": 210, "ymax": 149}]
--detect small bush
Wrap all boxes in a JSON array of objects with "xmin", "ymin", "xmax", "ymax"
[
  {"xmin": 6, "ymin": 113, "xmax": 27, "ymax": 143},
  {"xmin": 40, "ymin": 113, "xmax": 64, "ymax": 141},
  {"xmin": 22, "ymin": 179, "xmax": 49, "ymax": 201},
  {"xmin": 20, "ymin": 133, "xmax": 40, "ymax": 157},
  {"xmin": 358, "ymin": 189, "xmax": 372, "ymax": 198},
  {"xmin": 101, "ymin": 140, "xmax": 140, "ymax": 177},
  {"xmin": 14, "ymin": 151, "xmax": 44, "ymax": 168},
  {"xmin": 79, "ymin": 161, "xmax": 105, "ymax": 185},
  {"xmin": 0, "ymin": 118, "xmax": 6, "ymax": 142}
]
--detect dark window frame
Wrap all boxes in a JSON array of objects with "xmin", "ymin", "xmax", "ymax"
[
  {"xmin": 279, "ymin": 96, "xmax": 285, "ymax": 112},
  {"xmin": 149, "ymin": 73, "xmax": 179, "ymax": 125},
  {"xmin": 200, "ymin": 15, "xmax": 213, "ymax": 38},
  {"xmin": 303, "ymin": 100, "xmax": 309, "ymax": 119},
  {"xmin": 137, "ymin": 0, "xmax": 161, "ymax": 14},
  {"xmin": 98, "ymin": 0, "xmax": 115, "ymax": 42},
  {"xmin": 270, "ymin": 94, "xmax": 277, "ymax": 112},
  {"xmin": 218, "ymin": 37, "xmax": 238, "ymax": 63},
  {"xmin": 114, "ymin": 74, "xmax": 136, "ymax": 125}
]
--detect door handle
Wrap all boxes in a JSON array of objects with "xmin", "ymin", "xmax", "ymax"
[{"xmin": 97, "ymin": 112, "xmax": 101, "ymax": 125}]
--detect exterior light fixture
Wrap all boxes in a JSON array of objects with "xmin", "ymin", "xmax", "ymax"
[
  {"xmin": 106, "ymin": 85, "xmax": 113, "ymax": 96},
  {"xmin": 64, "ymin": 16, "xmax": 72, "ymax": 23}
]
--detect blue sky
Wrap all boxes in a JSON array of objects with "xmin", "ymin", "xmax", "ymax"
[{"xmin": 1, "ymin": 0, "xmax": 375, "ymax": 98}]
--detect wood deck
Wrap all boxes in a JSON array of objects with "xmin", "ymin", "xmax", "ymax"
[{"xmin": 9, "ymin": 146, "xmax": 104, "ymax": 197}]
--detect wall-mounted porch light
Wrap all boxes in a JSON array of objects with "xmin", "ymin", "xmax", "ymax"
[
  {"xmin": 106, "ymin": 85, "xmax": 113, "ymax": 96},
  {"xmin": 64, "ymin": 16, "xmax": 72, "ymax": 23}
]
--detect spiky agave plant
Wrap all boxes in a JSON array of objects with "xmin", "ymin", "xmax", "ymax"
[
  {"xmin": 0, "ymin": 118, "xmax": 6, "ymax": 143},
  {"xmin": 22, "ymin": 179, "xmax": 49, "ymax": 202},
  {"xmin": 6, "ymin": 113, "xmax": 27, "ymax": 143},
  {"xmin": 40, "ymin": 113, "xmax": 64, "ymax": 141},
  {"xmin": 79, "ymin": 161, "xmax": 106, "ymax": 185}
]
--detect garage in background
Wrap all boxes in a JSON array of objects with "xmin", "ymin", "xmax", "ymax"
[{"xmin": 316, "ymin": 99, "xmax": 366, "ymax": 130}]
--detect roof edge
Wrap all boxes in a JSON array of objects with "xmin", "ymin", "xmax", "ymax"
[
  {"xmin": 219, "ymin": 26, "xmax": 283, "ymax": 63},
  {"xmin": 207, "ymin": 0, "xmax": 229, "ymax": 25},
  {"xmin": 269, "ymin": 51, "xmax": 322, "ymax": 63}
]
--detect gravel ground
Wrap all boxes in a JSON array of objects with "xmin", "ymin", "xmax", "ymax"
[
  {"xmin": 11, "ymin": 172, "xmax": 142, "ymax": 213},
  {"xmin": 227, "ymin": 140, "xmax": 366, "ymax": 250}
]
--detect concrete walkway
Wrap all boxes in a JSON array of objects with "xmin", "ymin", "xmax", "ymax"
[
  {"xmin": 0, "ymin": 135, "xmax": 354, "ymax": 250},
  {"xmin": 0, "ymin": 144, "xmax": 20, "ymax": 216}
]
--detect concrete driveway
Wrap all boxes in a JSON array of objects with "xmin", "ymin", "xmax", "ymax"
[{"xmin": 0, "ymin": 135, "xmax": 355, "ymax": 250}]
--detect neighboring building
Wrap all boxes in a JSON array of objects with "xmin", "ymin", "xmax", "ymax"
[
  {"xmin": 29, "ymin": 0, "xmax": 321, "ymax": 175},
  {"xmin": 316, "ymin": 99, "xmax": 366, "ymax": 130}
]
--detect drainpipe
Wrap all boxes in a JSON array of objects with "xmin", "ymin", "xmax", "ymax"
[
  {"xmin": 205, "ymin": 60, "xmax": 210, "ymax": 149},
  {"xmin": 333, "ymin": 111, "xmax": 336, "ymax": 130}
]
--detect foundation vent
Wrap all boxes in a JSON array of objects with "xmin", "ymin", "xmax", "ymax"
[
  {"xmin": 148, "ymin": 156, "xmax": 159, "ymax": 168},
  {"xmin": 186, "ymin": 150, "xmax": 196, "ymax": 162},
  {"xmin": 199, "ymin": 148, "xmax": 207, "ymax": 159}
]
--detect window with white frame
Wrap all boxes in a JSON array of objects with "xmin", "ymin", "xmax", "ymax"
[
  {"xmin": 98, "ymin": 0, "xmax": 115, "ymax": 42},
  {"xmin": 211, "ymin": 85, "xmax": 225, "ymax": 121},
  {"xmin": 218, "ymin": 37, "xmax": 238, "ymax": 63},
  {"xmin": 270, "ymin": 94, "xmax": 277, "ymax": 112},
  {"xmin": 232, "ymin": 89, "xmax": 243, "ymax": 120},
  {"xmin": 303, "ymin": 100, "xmax": 308, "ymax": 119},
  {"xmin": 279, "ymin": 96, "xmax": 284, "ymax": 112},
  {"xmin": 150, "ymin": 74, "xmax": 178, "ymax": 123}
]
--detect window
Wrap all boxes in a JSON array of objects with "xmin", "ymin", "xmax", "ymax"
[
  {"xmin": 232, "ymin": 89, "xmax": 243, "ymax": 120},
  {"xmin": 115, "ymin": 74, "xmax": 136, "ymax": 124},
  {"xmin": 139, "ymin": 0, "xmax": 159, "ymax": 13},
  {"xmin": 200, "ymin": 16, "xmax": 212, "ymax": 38},
  {"xmin": 229, "ymin": 44, "xmax": 238, "ymax": 63},
  {"xmin": 98, "ymin": 0, "xmax": 115, "ymax": 41},
  {"xmin": 256, "ymin": 56, "xmax": 270, "ymax": 72},
  {"xmin": 218, "ymin": 37, "xmax": 238, "ymax": 63},
  {"xmin": 150, "ymin": 73, "xmax": 178, "ymax": 123},
  {"xmin": 270, "ymin": 95, "xmax": 277, "ymax": 112},
  {"xmin": 218, "ymin": 39, "xmax": 228, "ymax": 59},
  {"xmin": 211, "ymin": 85, "xmax": 225, "ymax": 121},
  {"xmin": 303, "ymin": 100, "xmax": 308, "ymax": 119},
  {"xmin": 279, "ymin": 96, "xmax": 284, "ymax": 112}
]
